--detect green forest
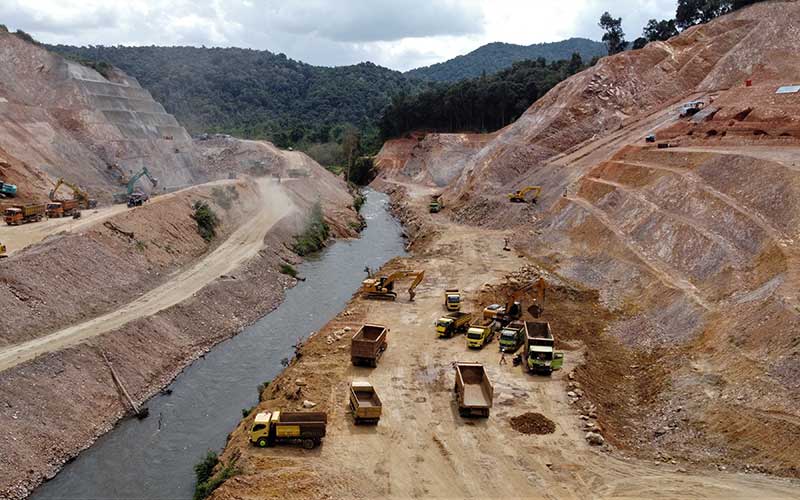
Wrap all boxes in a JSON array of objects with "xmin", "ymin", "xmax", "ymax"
[
  {"xmin": 379, "ymin": 55, "xmax": 590, "ymax": 139},
  {"xmin": 404, "ymin": 38, "xmax": 605, "ymax": 82}
]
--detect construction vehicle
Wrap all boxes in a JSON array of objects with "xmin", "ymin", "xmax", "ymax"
[
  {"xmin": 112, "ymin": 167, "xmax": 158, "ymax": 205},
  {"xmin": 46, "ymin": 199, "xmax": 80, "ymax": 218},
  {"xmin": 466, "ymin": 319, "xmax": 498, "ymax": 349},
  {"xmin": 127, "ymin": 192, "xmax": 149, "ymax": 208},
  {"xmin": 680, "ymin": 100, "xmax": 705, "ymax": 117},
  {"xmin": 483, "ymin": 278, "xmax": 546, "ymax": 324},
  {"xmin": 249, "ymin": 410, "xmax": 327, "ymax": 449},
  {"xmin": 436, "ymin": 311, "xmax": 472, "ymax": 338},
  {"xmin": 0, "ymin": 242, "xmax": 7, "ymax": 258},
  {"xmin": 106, "ymin": 163, "xmax": 130, "ymax": 185},
  {"xmin": 523, "ymin": 321, "xmax": 564, "ymax": 376},
  {"xmin": 508, "ymin": 185, "xmax": 542, "ymax": 203},
  {"xmin": 49, "ymin": 178, "xmax": 97, "ymax": 209},
  {"xmin": 0, "ymin": 181, "xmax": 17, "ymax": 198},
  {"xmin": 444, "ymin": 288, "xmax": 462, "ymax": 311},
  {"xmin": 4, "ymin": 203, "xmax": 45, "ymax": 225},
  {"xmin": 429, "ymin": 194, "xmax": 444, "ymax": 213},
  {"xmin": 498, "ymin": 321, "xmax": 525, "ymax": 353},
  {"xmin": 351, "ymin": 324, "xmax": 388, "ymax": 367},
  {"xmin": 349, "ymin": 381, "xmax": 382, "ymax": 425},
  {"xmin": 454, "ymin": 362, "xmax": 493, "ymax": 418},
  {"xmin": 361, "ymin": 269, "xmax": 425, "ymax": 301}
]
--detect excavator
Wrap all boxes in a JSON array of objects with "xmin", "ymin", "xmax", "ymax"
[
  {"xmin": 112, "ymin": 167, "xmax": 159, "ymax": 205},
  {"xmin": 508, "ymin": 186, "xmax": 542, "ymax": 203},
  {"xmin": 0, "ymin": 242, "xmax": 7, "ymax": 258},
  {"xmin": 49, "ymin": 178, "xmax": 98, "ymax": 209},
  {"xmin": 361, "ymin": 267, "xmax": 425, "ymax": 301},
  {"xmin": 483, "ymin": 278, "xmax": 546, "ymax": 324}
]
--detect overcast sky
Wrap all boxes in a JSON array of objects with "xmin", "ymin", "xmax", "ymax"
[{"xmin": 0, "ymin": 0, "xmax": 676, "ymax": 71}]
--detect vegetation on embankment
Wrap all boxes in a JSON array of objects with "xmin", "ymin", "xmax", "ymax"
[
  {"xmin": 193, "ymin": 451, "xmax": 240, "ymax": 500},
  {"xmin": 292, "ymin": 202, "xmax": 330, "ymax": 255},
  {"xmin": 191, "ymin": 201, "xmax": 220, "ymax": 241}
]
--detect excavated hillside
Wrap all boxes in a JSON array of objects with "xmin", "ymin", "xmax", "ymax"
[
  {"xmin": 370, "ymin": 0, "xmax": 800, "ymax": 479},
  {"xmin": 0, "ymin": 31, "xmax": 201, "ymax": 203}
]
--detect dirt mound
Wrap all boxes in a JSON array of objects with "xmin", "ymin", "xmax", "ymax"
[{"xmin": 510, "ymin": 412, "xmax": 556, "ymax": 435}]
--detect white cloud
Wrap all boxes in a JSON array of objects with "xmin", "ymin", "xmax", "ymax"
[{"xmin": 0, "ymin": 0, "xmax": 680, "ymax": 70}]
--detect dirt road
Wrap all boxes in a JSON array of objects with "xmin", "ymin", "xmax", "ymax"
[
  {"xmin": 219, "ymin": 182, "xmax": 800, "ymax": 499},
  {"xmin": 0, "ymin": 179, "xmax": 295, "ymax": 371}
]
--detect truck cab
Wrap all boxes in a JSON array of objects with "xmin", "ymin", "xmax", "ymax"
[
  {"xmin": 444, "ymin": 288, "xmax": 461, "ymax": 311},
  {"xmin": 3, "ymin": 207, "xmax": 21, "ymax": 225}
]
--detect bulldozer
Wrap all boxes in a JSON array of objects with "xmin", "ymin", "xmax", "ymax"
[
  {"xmin": 49, "ymin": 178, "xmax": 97, "ymax": 209},
  {"xmin": 508, "ymin": 186, "xmax": 542, "ymax": 203},
  {"xmin": 483, "ymin": 277, "xmax": 546, "ymax": 324},
  {"xmin": 361, "ymin": 268, "xmax": 425, "ymax": 301}
]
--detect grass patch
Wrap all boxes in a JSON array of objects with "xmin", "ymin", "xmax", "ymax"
[
  {"xmin": 352, "ymin": 191, "xmax": 365, "ymax": 213},
  {"xmin": 280, "ymin": 263, "xmax": 298, "ymax": 277},
  {"xmin": 257, "ymin": 380, "xmax": 270, "ymax": 401},
  {"xmin": 241, "ymin": 406, "xmax": 255, "ymax": 418},
  {"xmin": 193, "ymin": 451, "xmax": 239, "ymax": 500},
  {"xmin": 192, "ymin": 201, "xmax": 220, "ymax": 242},
  {"xmin": 292, "ymin": 202, "xmax": 329, "ymax": 256}
]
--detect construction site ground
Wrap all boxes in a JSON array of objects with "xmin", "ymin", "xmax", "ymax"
[{"xmin": 213, "ymin": 182, "xmax": 800, "ymax": 500}]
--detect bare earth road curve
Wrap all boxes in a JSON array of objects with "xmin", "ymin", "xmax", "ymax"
[{"xmin": 0, "ymin": 179, "xmax": 294, "ymax": 372}]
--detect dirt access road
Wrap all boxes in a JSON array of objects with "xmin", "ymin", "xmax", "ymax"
[
  {"xmin": 0, "ymin": 178, "xmax": 294, "ymax": 371},
  {"xmin": 223, "ymin": 182, "xmax": 800, "ymax": 499}
]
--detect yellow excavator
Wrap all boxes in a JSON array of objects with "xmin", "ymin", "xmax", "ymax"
[
  {"xmin": 361, "ymin": 268, "xmax": 425, "ymax": 301},
  {"xmin": 508, "ymin": 186, "xmax": 542, "ymax": 203},
  {"xmin": 49, "ymin": 178, "xmax": 97, "ymax": 209},
  {"xmin": 0, "ymin": 242, "xmax": 7, "ymax": 258},
  {"xmin": 484, "ymin": 277, "xmax": 546, "ymax": 323}
]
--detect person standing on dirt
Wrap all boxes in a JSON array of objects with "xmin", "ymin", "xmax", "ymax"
[{"xmin": 500, "ymin": 352, "xmax": 507, "ymax": 365}]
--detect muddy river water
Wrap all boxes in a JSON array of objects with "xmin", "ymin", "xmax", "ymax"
[{"xmin": 32, "ymin": 188, "xmax": 406, "ymax": 499}]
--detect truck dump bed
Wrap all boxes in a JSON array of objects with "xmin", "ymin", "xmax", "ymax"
[
  {"xmin": 279, "ymin": 411, "xmax": 328, "ymax": 424},
  {"xmin": 454, "ymin": 363, "xmax": 493, "ymax": 416},
  {"xmin": 351, "ymin": 324, "xmax": 388, "ymax": 366},
  {"xmin": 524, "ymin": 321, "xmax": 552, "ymax": 341}
]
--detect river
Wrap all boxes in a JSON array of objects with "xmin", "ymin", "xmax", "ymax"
[{"xmin": 32, "ymin": 188, "xmax": 406, "ymax": 499}]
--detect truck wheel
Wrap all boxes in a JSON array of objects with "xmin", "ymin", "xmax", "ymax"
[
  {"xmin": 302, "ymin": 438, "xmax": 316, "ymax": 450},
  {"xmin": 354, "ymin": 417, "xmax": 361, "ymax": 425},
  {"xmin": 256, "ymin": 437, "xmax": 268, "ymax": 448}
]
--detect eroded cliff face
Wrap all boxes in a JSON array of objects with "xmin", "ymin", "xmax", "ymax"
[{"xmin": 0, "ymin": 31, "xmax": 202, "ymax": 203}]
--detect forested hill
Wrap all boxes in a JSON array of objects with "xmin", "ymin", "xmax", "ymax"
[
  {"xmin": 404, "ymin": 38, "xmax": 606, "ymax": 82},
  {"xmin": 48, "ymin": 45, "xmax": 421, "ymax": 147}
]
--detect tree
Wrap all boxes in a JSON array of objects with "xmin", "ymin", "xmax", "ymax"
[
  {"xmin": 341, "ymin": 127, "xmax": 361, "ymax": 181},
  {"xmin": 643, "ymin": 19, "xmax": 679, "ymax": 41},
  {"xmin": 599, "ymin": 12, "xmax": 626, "ymax": 55},
  {"xmin": 632, "ymin": 37, "xmax": 648, "ymax": 50},
  {"xmin": 566, "ymin": 52, "xmax": 584, "ymax": 75},
  {"xmin": 675, "ymin": 0, "xmax": 732, "ymax": 29}
]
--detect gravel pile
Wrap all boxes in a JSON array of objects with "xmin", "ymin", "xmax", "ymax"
[{"xmin": 510, "ymin": 412, "xmax": 556, "ymax": 435}]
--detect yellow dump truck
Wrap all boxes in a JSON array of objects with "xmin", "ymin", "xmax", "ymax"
[
  {"xmin": 250, "ymin": 410, "xmax": 327, "ymax": 449},
  {"xmin": 466, "ymin": 319, "xmax": 497, "ymax": 349},
  {"xmin": 444, "ymin": 288, "xmax": 462, "ymax": 311},
  {"xmin": 436, "ymin": 311, "xmax": 472, "ymax": 338},
  {"xmin": 349, "ymin": 381, "xmax": 382, "ymax": 425}
]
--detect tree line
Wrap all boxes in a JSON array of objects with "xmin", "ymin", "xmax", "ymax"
[
  {"xmin": 378, "ymin": 55, "xmax": 591, "ymax": 139},
  {"xmin": 599, "ymin": 0, "xmax": 767, "ymax": 55}
]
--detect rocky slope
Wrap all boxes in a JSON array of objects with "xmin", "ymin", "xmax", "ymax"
[{"xmin": 373, "ymin": 0, "xmax": 800, "ymax": 477}]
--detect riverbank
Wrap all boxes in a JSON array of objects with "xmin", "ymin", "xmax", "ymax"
[
  {"xmin": 207, "ymin": 180, "xmax": 800, "ymax": 500},
  {"xmin": 0, "ymin": 168, "xmax": 360, "ymax": 499}
]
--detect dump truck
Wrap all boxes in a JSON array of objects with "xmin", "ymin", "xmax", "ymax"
[
  {"xmin": 498, "ymin": 321, "xmax": 525, "ymax": 353},
  {"xmin": 0, "ymin": 181, "xmax": 17, "ymax": 198},
  {"xmin": 444, "ymin": 288, "xmax": 462, "ymax": 311},
  {"xmin": 523, "ymin": 321, "xmax": 564, "ymax": 375},
  {"xmin": 46, "ymin": 199, "xmax": 79, "ymax": 218},
  {"xmin": 436, "ymin": 311, "xmax": 472, "ymax": 338},
  {"xmin": 351, "ymin": 324, "xmax": 388, "ymax": 367},
  {"xmin": 429, "ymin": 194, "xmax": 443, "ymax": 213},
  {"xmin": 466, "ymin": 319, "xmax": 497, "ymax": 349},
  {"xmin": 454, "ymin": 362, "xmax": 493, "ymax": 417},
  {"xmin": 249, "ymin": 410, "xmax": 327, "ymax": 449},
  {"xmin": 4, "ymin": 203, "xmax": 45, "ymax": 225},
  {"xmin": 349, "ymin": 381, "xmax": 382, "ymax": 425}
]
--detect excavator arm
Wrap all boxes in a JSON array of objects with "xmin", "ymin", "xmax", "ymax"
[
  {"xmin": 50, "ymin": 178, "xmax": 97, "ymax": 208},
  {"xmin": 406, "ymin": 270, "xmax": 425, "ymax": 301},
  {"xmin": 508, "ymin": 185, "xmax": 542, "ymax": 203},
  {"xmin": 363, "ymin": 270, "xmax": 424, "ymax": 301}
]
